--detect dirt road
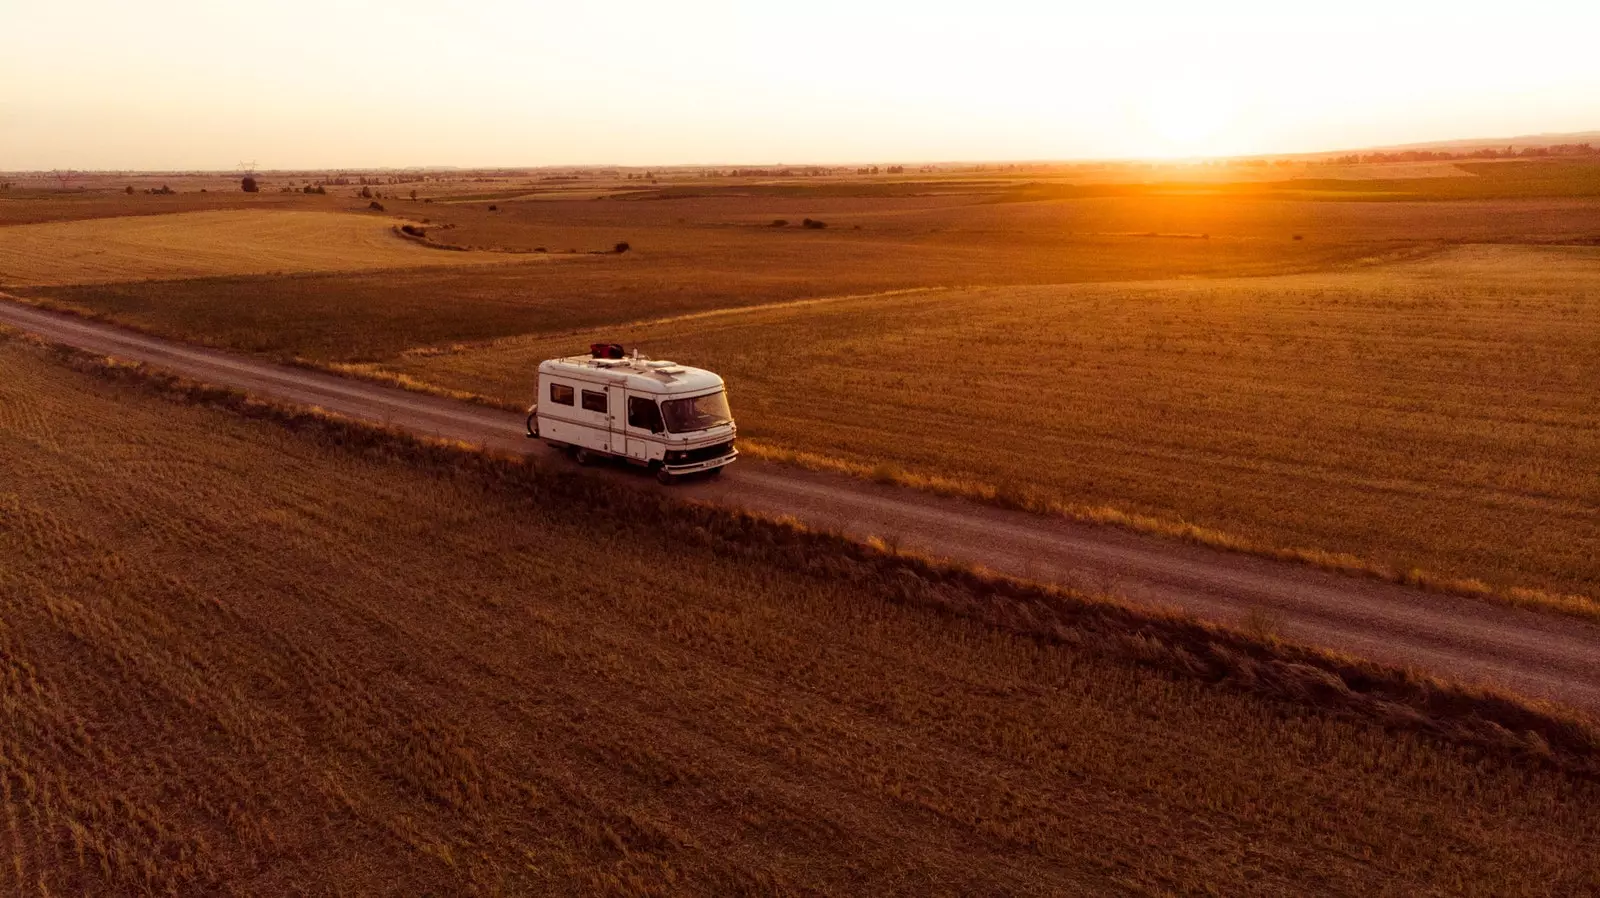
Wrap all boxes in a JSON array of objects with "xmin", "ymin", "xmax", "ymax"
[{"xmin": 4, "ymin": 297, "xmax": 1597, "ymax": 712}]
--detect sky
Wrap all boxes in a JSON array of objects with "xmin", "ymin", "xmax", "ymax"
[{"xmin": 3, "ymin": 0, "xmax": 1599, "ymax": 170}]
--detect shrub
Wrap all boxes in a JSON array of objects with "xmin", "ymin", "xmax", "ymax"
[
  {"xmin": 770, "ymin": 219, "xmax": 788, "ymax": 227},
  {"xmin": 802, "ymin": 218, "xmax": 827, "ymax": 229},
  {"xmin": 400, "ymin": 224, "xmax": 426, "ymax": 237},
  {"xmin": 614, "ymin": 242, "xmax": 631, "ymax": 254},
  {"xmin": 241, "ymin": 176, "xmax": 259, "ymax": 193},
  {"xmin": 1292, "ymin": 234, "xmax": 1304, "ymax": 241},
  {"xmin": 125, "ymin": 185, "xmax": 134, "ymax": 195},
  {"xmin": 360, "ymin": 186, "xmax": 373, "ymax": 199},
  {"xmin": 369, "ymin": 201, "xmax": 385, "ymax": 211},
  {"xmin": 488, "ymin": 204, "xmax": 498, "ymax": 212},
  {"xmin": 534, "ymin": 247, "xmax": 547, "ymax": 253}
]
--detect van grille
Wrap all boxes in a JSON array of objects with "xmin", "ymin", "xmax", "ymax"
[{"xmin": 669, "ymin": 440, "xmax": 734, "ymax": 464}]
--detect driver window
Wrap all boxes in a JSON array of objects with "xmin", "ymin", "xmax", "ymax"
[{"xmin": 627, "ymin": 396, "xmax": 664, "ymax": 433}]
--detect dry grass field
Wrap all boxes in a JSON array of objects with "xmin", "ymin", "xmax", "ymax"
[
  {"xmin": 4, "ymin": 335, "xmax": 1600, "ymax": 896},
  {"xmin": 395, "ymin": 245, "xmax": 1600, "ymax": 604},
  {"xmin": 17, "ymin": 186, "xmax": 1600, "ymax": 361},
  {"xmin": 0, "ymin": 209, "xmax": 526, "ymax": 287},
  {"xmin": 6, "ymin": 166, "xmax": 1599, "ymax": 607}
]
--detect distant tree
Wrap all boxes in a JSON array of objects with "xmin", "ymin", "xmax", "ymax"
[
  {"xmin": 614, "ymin": 242, "xmax": 631, "ymax": 254},
  {"xmin": 125, "ymin": 185, "xmax": 135, "ymax": 194},
  {"xmin": 801, "ymin": 218, "xmax": 827, "ymax": 229},
  {"xmin": 360, "ymin": 186, "xmax": 373, "ymax": 199},
  {"xmin": 241, "ymin": 176, "xmax": 259, "ymax": 193}
]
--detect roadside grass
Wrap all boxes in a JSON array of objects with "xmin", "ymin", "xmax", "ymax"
[
  {"xmin": 393, "ymin": 244, "xmax": 1600, "ymax": 608},
  {"xmin": 3, "ymin": 332, "xmax": 1600, "ymax": 895},
  {"xmin": 734, "ymin": 438, "xmax": 1600, "ymax": 621}
]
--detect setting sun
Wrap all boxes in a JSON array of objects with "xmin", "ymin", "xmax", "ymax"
[
  {"xmin": 4, "ymin": 0, "xmax": 1598, "ymax": 168},
  {"xmin": 1139, "ymin": 84, "xmax": 1244, "ymax": 158}
]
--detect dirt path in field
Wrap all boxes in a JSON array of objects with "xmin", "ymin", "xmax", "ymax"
[{"xmin": 5, "ymin": 296, "xmax": 1599, "ymax": 713}]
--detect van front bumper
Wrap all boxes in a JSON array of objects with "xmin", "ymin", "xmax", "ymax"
[{"xmin": 662, "ymin": 448, "xmax": 738, "ymax": 475}]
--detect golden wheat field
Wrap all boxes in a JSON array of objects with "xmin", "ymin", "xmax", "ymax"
[
  {"xmin": 8, "ymin": 175, "xmax": 1600, "ymax": 606},
  {"xmin": 395, "ymin": 245, "xmax": 1600, "ymax": 602},
  {"xmin": 0, "ymin": 209, "xmax": 523, "ymax": 287},
  {"xmin": 3, "ymin": 336, "xmax": 1600, "ymax": 896}
]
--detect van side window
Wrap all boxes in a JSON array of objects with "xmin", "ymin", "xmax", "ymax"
[
  {"xmin": 581, "ymin": 390, "xmax": 608, "ymax": 413},
  {"xmin": 628, "ymin": 396, "xmax": 664, "ymax": 433},
  {"xmin": 549, "ymin": 383, "xmax": 574, "ymax": 406}
]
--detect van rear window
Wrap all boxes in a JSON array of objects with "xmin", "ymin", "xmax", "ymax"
[
  {"xmin": 581, "ymin": 390, "xmax": 608, "ymax": 413},
  {"xmin": 549, "ymin": 383, "xmax": 574, "ymax": 405}
]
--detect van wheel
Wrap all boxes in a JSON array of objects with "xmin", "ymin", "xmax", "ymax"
[
  {"xmin": 573, "ymin": 448, "xmax": 595, "ymax": 466},
  {"xmin": 656, "ymin": 469, "xmax": 676, "ymax": 485}
]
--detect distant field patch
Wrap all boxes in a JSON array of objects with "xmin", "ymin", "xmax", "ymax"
[{"xmin": 0, "ymin": 209, "xmax": 517, "ymax": 286}]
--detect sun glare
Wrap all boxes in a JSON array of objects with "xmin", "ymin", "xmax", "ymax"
[{"xmin": 1138, "ymin": 85, "xmax": 1242, "ymax": 158}]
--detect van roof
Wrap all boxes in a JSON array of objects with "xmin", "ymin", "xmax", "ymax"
[{"xmin": 539, "ymin": 355, "xmax": 724, "ymax": 395}]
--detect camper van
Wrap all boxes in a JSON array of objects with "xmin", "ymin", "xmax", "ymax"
[{"xmin": 526, "ymin": 343, "xmax": 737, "ymax": 483}]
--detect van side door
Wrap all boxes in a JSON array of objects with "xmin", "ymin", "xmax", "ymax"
[
  {"xmin": 607, "ymin": 385, "xmax": 630, "ymax": 456},
  {"xmin": 623, "ymin": 392, "xmax": 664, "ymax": 461}
]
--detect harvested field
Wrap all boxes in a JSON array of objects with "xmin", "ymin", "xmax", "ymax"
[
  {"xmin": 0, "ymin": 209, "xmax": 520, "ymax": 287},
  {"xmin": 397, "ymin": 245, "xmax": 1600, "ymax": 602},
  {"xmin": 3, "ymin": 336, "xmax": 1600, "ymax": 895},
  {"xmin": 22, "ymin": 191, "xmax": 1600, "ymax": 362}
]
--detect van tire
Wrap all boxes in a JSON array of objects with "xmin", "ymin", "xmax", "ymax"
[
  {"xmin": 573, "ymin": 448, "xmax": 595, "ymax": 466},
  {"xmin": 656, "ymin": 469, "xmax": 676, "ymax": 485}
]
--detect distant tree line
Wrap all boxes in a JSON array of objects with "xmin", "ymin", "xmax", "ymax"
[{"xmin": 1325, "ymin": 144, "xmax": 1596, "ymax": 165}]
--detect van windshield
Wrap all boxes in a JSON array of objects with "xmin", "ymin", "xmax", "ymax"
[{"xmin": 661, "ymin": 391, "xmax": 732, "ymax": 433}]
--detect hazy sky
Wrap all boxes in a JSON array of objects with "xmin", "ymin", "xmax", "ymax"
[{"xmin": 4, "ymin": 0, "xmax": 1598, "ymax": 170}]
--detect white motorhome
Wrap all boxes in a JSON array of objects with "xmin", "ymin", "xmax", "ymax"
[{"xmin": 526, "ymin": 344, "xmax": 737, "ymax": 483}]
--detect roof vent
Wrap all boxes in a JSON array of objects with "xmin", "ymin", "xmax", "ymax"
[
  {"xmin": 645, "ymin": 360, "xmax": 675, "ymax": 369},
  {"xmin": 659, "ymin": 365, "xmax": 686, "ymax": 375}
]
